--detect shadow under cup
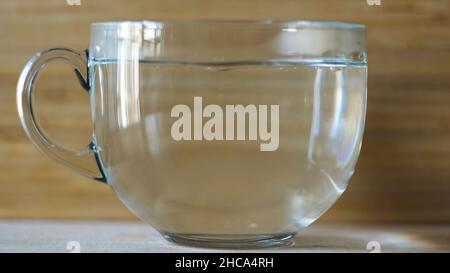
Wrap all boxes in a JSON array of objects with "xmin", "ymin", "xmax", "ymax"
[{"xmin": 18, "ymin": 20, "xmax": 367, "ymax": 248}]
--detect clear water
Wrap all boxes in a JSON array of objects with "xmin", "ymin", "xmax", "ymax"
[{"xmin": 91, "ymin": 60, "xmax": 367, "ymax": 236}]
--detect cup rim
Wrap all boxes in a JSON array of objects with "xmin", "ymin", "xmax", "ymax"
[{"xmin": 91, "ymin": 20, "xmax": 366, "ymax": 30}]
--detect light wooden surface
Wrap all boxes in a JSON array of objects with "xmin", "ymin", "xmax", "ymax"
[
  {"xmin": 1, "ymin": 0, "xmax": 450, "ymax": 223},
  {"xmin": 0, "ymin": 220, "xmax": 448, "ymax": 253}
]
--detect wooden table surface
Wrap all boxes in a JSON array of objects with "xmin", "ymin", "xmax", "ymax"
[{"xmin": 0, "ymin": 220, "xmax": 448, "ymax": 253}]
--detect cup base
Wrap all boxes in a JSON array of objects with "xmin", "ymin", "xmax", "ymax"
[{"xmin": 162, "ymin": 232, "xmax": 297, "ymax": 249}]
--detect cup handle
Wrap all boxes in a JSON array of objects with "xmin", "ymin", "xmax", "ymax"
[{"xmin": 17, "ymin": 48, "xmax": 106, "ymax": 182}]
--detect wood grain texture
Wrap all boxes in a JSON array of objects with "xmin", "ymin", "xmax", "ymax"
[{"xmin": 1, "ymin": 0, "xmax": 450, "ymax": 223}]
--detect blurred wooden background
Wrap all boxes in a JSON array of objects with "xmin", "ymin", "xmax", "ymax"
[{"xmin": 0, "ymin": 0, "xmax": 449, "ymax": 223}]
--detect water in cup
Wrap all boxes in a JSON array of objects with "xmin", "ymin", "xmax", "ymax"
[{"xmin": 91, "ymin": 60, "xmax": 366, "ymax": 238}]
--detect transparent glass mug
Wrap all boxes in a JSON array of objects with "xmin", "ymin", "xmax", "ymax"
[{"xmin": 17, "ymin": 20, "xmax": 367, "ymax": 248}]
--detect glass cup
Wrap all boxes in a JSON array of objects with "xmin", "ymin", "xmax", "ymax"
[{"xmin": 17, "ymin": 20, "xmax": 367, "ymax": 248}]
